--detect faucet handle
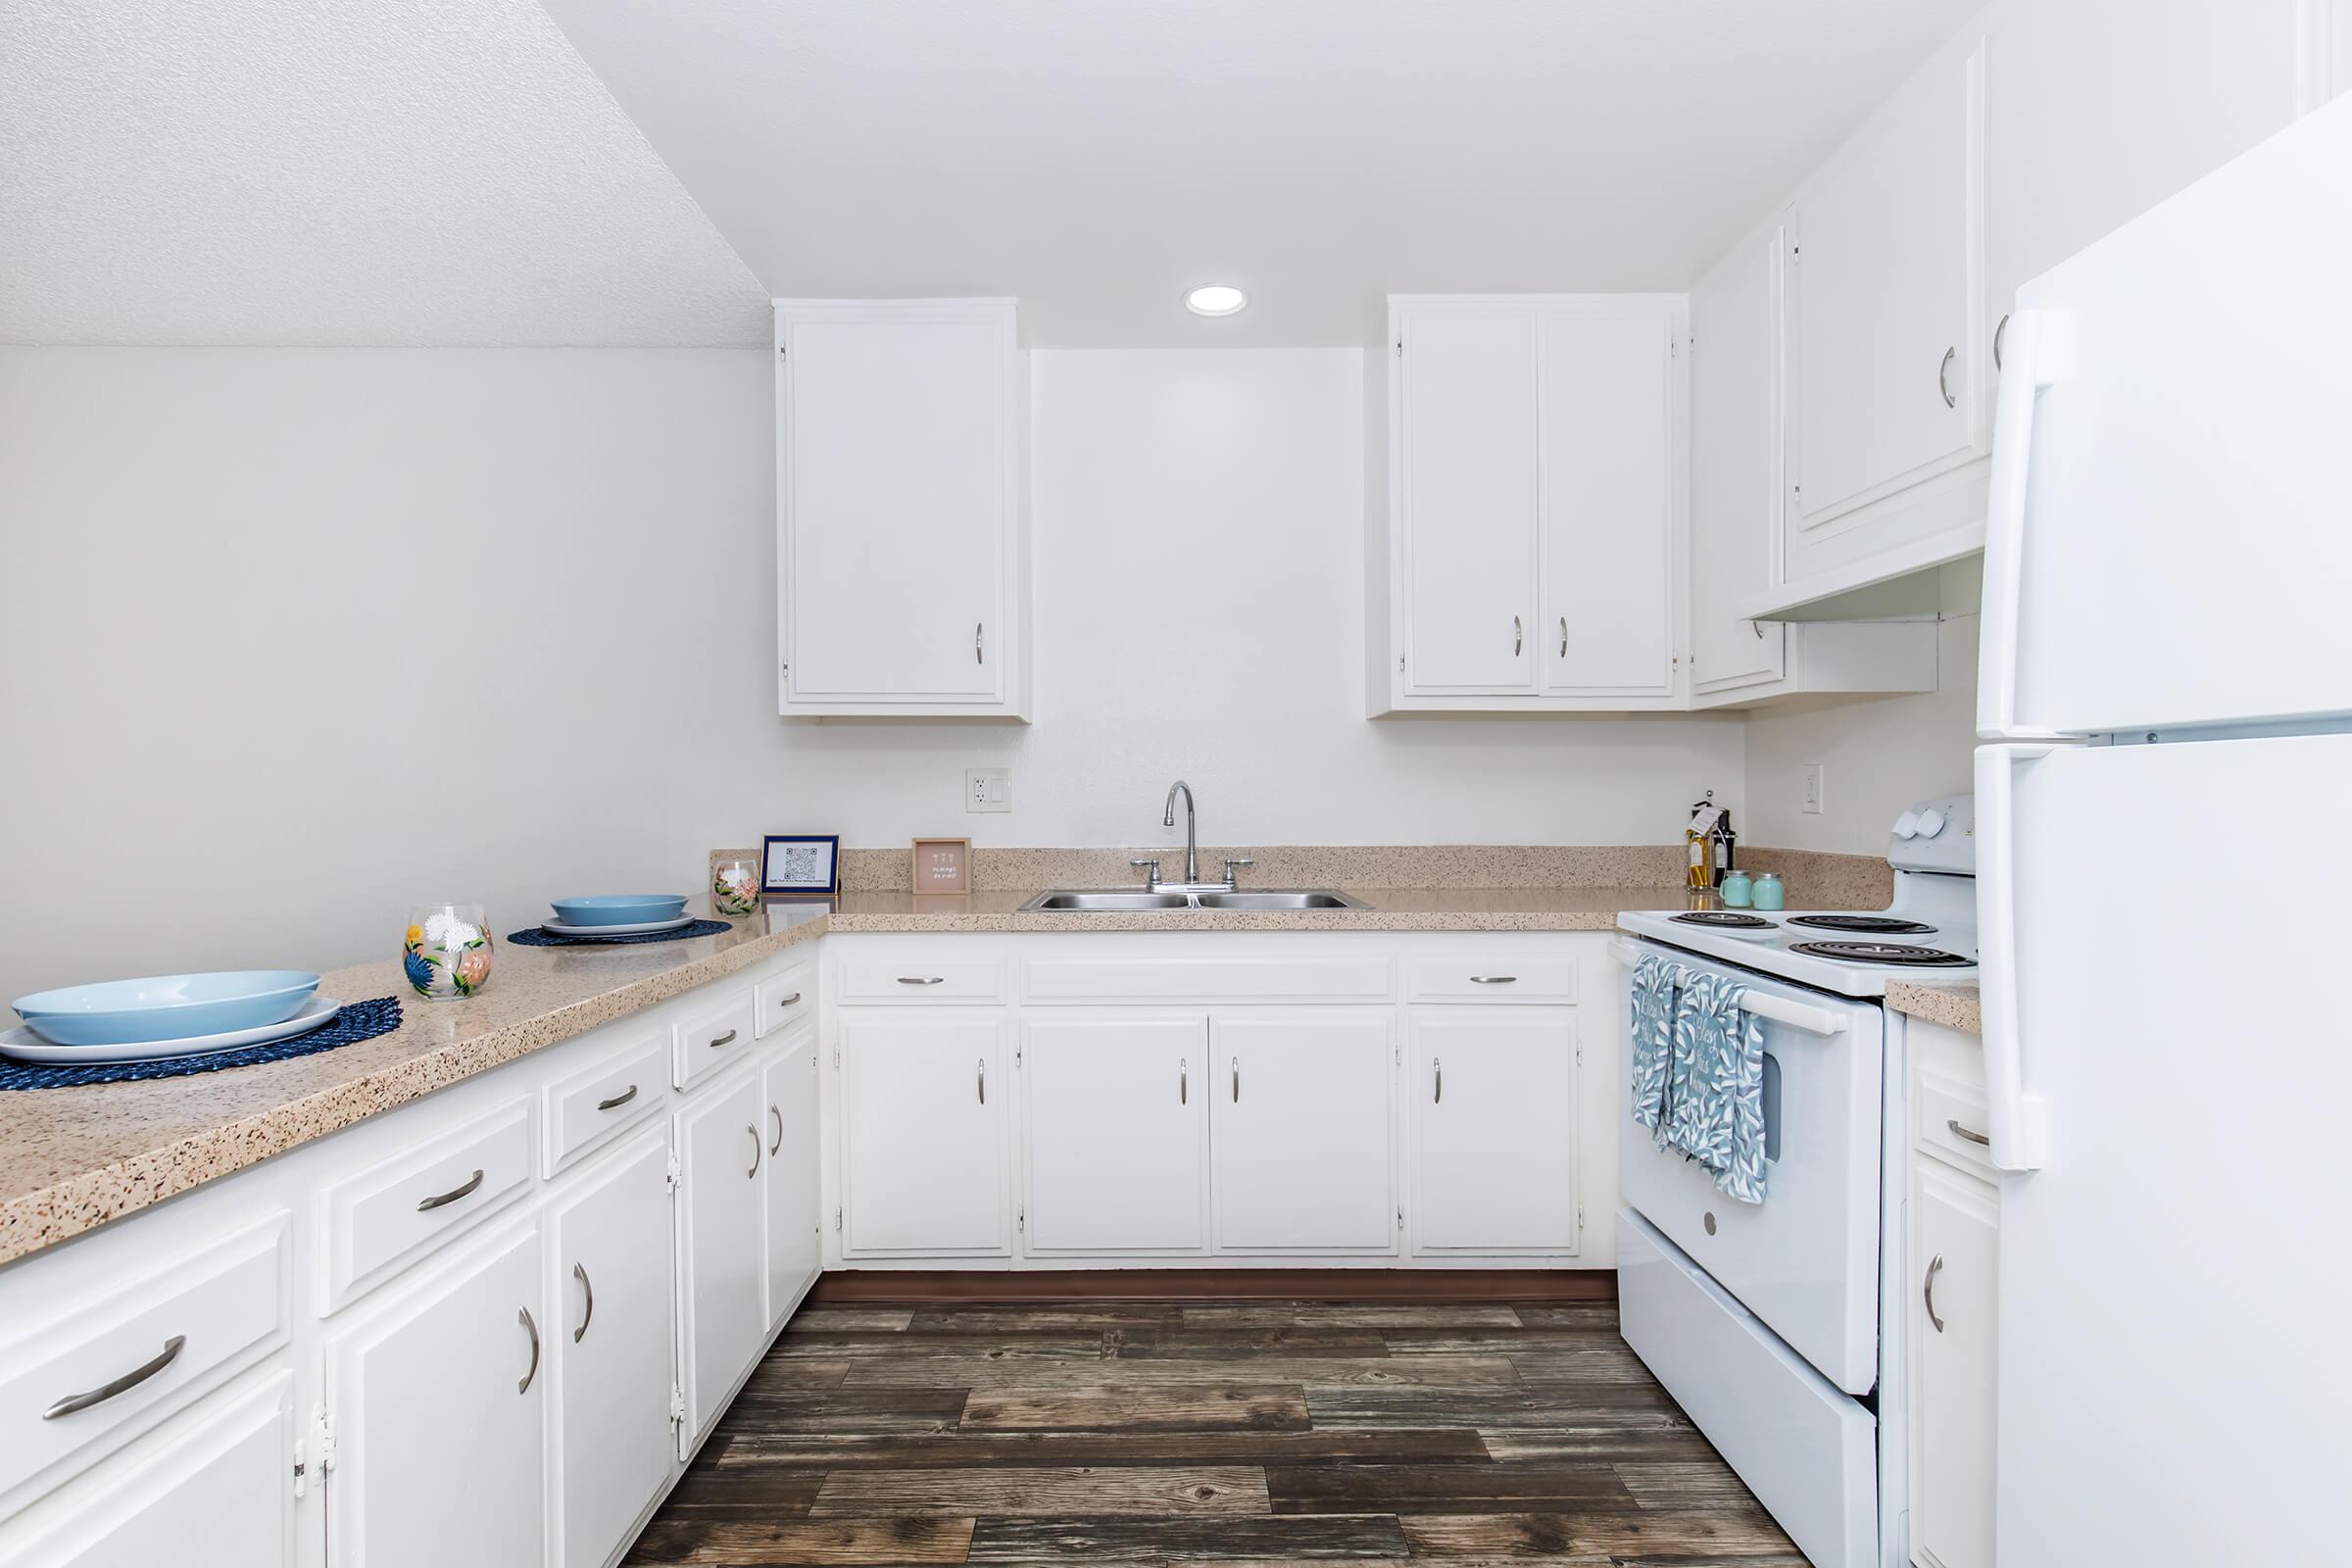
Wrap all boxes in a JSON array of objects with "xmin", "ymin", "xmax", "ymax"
[
  {"xmin": 1222, "ymin": 857, "xmax": 1254, "ymax": 889},
  {"xmin": 1129, "ymin": 858, "xmax": 1162, "ymax": 890}
]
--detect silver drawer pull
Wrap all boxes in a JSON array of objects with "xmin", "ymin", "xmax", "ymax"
[
  {"xmin": 1938, "ymin": 346, "xmax": 1958, "ymax": 408},
  {"xmin": 975, "ymin": 622, "xmax": 984, "ymax": 663},
  {"xmin": 572, "ymin": 1263, "xmax": 595, "ymax": 1344},
  {"xmin": 1180, "ymin": 1056, "xmax": 1187, "ymax": 1105},
  {"xmin": 977, "ymin": 1058, "xmax": 987, "ymax": 1105},
  {"xmin": 518, "ymin": 1307, "xmax": 540, "ymax": 1394},
  {"xmin": 416, "ymin": 1168, "xmax": 485, "ymax": 1212},
  {"xmin": 709, "ymin": 1028, "xmax": 738, "ymax": 1049},
  {"xmin": 898, "ymin": 975, "xmax": 946, "ymax": 986},
  {"xmin": 769, "ymin": 1104, "xmax": 784, "ymax": 1155},
  {"xmin": 774, "ymin": 991, "xmax": 804, "ymax": 1010},
  {"xmin": 1924, "ymin": 1253, "xmax": 1946, "ymax": 1334},
  {"xmin": 595, "ymin": 1084, "xmax": 639, "ymax": 1112},
  {"xmin": 1947, "ymin": 1118, "xmax": 1991, "ymax": 1147},
  {"xmin": 1512, "ymin": 613, "xmax": 1522, "ymax": 656},
  {"xmin": 1558, "ymin": 615, "xmax": 1568, "ymax": 659},
  {"xmin": 1434, "ymin": 1056, "xmax": 1444, "ymax": 1104},
  {"xmin": 746, "ymin": 1124, "xmax": 761, "ymax": 1178},
  {"xmin": 1469, "ymin": 975, "xmax": 1518, "ymax": 985},
  {"xmin": 1232, "ymin": 1056, "xmax": 1240, "ymax": 1103},
  {"xmin": 42, "ymin": 1336, "xmax": 186, "ymax": 1420}
]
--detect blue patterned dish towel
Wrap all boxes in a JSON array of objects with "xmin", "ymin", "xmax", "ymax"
[{"xmin": 1629, "ymin": 954, "xmax": 1769, "ymax": 1204}]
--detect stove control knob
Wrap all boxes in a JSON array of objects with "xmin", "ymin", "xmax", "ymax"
[
  {"xmin": 1916, "ymin": 808, "xmax": 1947, "ymax": 839},
  {"xmin": 1891, "ymin": 809, "xmax": 1922, "ymax": 839}
]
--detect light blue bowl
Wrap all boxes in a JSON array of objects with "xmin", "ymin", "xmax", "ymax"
[
  {"xmin": 549, "ymin": 895, "xmax": 689, "ymax": 927},
  {"xmin": 13, "ymin": 970, "xmax": 321, "ymax": 1047}
]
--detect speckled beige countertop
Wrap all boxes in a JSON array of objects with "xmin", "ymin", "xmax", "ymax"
[
  {"xmin": 1886, "ymin": 981, "xmax": 1982, "ymax": 1034},
  {"xmin": 2, "ymin": 886, "xmax": 1717, "ymax": 1267}
]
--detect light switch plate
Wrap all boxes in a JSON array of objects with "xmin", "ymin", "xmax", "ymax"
[
  {"xmin": 966, "ymin": 767, "xmax": 1011, "ymax": 813},
  {"xmin": 1801, "ymin": 763, "xmax": 1825, "ymax": 815}
]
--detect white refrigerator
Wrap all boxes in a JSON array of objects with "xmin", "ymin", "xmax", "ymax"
[{"xmin": 1976, "ymin": 92, "xmax": 2352, "ymax": 1566}]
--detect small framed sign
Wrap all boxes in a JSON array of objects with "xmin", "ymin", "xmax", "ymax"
[
  {"xmin": 761, "ymin": 834, "xmax": 841, "ymax": 898},
  {"xmin": 911, "ymin": 837, "xmax": 972, "ymax": 896}
]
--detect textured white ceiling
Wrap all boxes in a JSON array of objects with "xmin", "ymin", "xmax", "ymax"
[
  {"xmin": 539, "ymin": 0, "xmax": 1983, "ymax": 346},
  {"xmin": 0, "ymin": 0, "xmax": 769, "ymax": 346}
]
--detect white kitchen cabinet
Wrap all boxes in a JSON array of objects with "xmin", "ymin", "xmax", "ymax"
[
  {"xmin": 761, "ymin": 1033, "xmax": 823, "ymax": 1323},
  {"xmin": 675, "ymin": 1065, "xmax": 766, "ymax": 1443},
  {"xmin": 1907, "ymin": 1152, "xmax": 1999, "ymax": 1568},
  {"xmin": 324, "ymin": 1217, "xmax": 545, "ymax": 1568},
  {"xmin": 839, "ymin": 1012, "xmax": 1011, "ymax": 1256},
  {"xmin": 2, "ymin": 1375, "xmax": 296, "ymax": 1568},
  {"xmin": 775, "ymin": 298, "xmax": 1028, "ymax": 719},
  {"xmin": 1022, "ymin": 1015, "xmax": 1209, "ymax": 1254},
  {"xmin": 1210, "ymin": 1012, "xmax": 1396, "ymax": 1252},
  {"xmin": 1408, "ymin": 1010, "xmax": 1580, "ymax": 1252},
  {"xmin": 547, "ymin": 1127, "xmax": 677, "ymax": 1568},
  {"xmin": 1374, "ymin": 295, "xmax": 1685, "ymax": 713}
]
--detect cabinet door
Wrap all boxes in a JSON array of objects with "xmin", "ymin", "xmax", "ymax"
[
  {"xmin": 4, "ymin": 1376, "xmax": 296, "ymax": 1568},
  {"xmin": 1689, "ymin": 229, "xmax": 1788, "ymax": 695},
  {"xmin": 1539, "ymin": 310, "xmax": 1675, "ymax": 696},
  {"xmin": 676, "ymin": 1068, "xmax": 767, "ymax": 1441},
  {"xmin": 325, "ymin": 1220, "xmax": 545, "ymax": 1568},
  {"xmin": 762, "ymin": 1033, "xmax": 823, "ymax": 1323},
  {"xmin": 548, "ymin": 1127, "xmax": 676, "ymax": 1568},
  {"xmin": 840, "ymin": 1013, "xmax": 1010, "ymax": 1256},
  {"xmin": 1788, "ymin": 38, "xmax": 1984, "ymax": 539},
  {"xmin": 1024, "ymin": 1015, "xmax": 1209, "ymax": 1253},
  {"xmin": 1396, "ymin": 306, "xmax": 1539, "ymax": 693},
  {"xmin": 1210, "ymin": 1013, "xmax": 1396, "ymax": 1252},
  {"xmin": 1907, "ymin": 1155, "xmax": 1999, "ymax": 1568},
  {"xmin": 1409, "ymin": 1011, "xmax": 1580, "ymax": 1252},
  {"xmin": 780, "ymin": 303, "xmax": 1012, "ymax": 705}
]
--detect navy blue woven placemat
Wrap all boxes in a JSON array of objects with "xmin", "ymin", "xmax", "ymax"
[
  {"xmin": 506, "ymin": 918, "xmax": 735, "ymax": 948},
  {"xmin": 0, "ymin": 996, "xmax": 405, "ymax": 1091}
]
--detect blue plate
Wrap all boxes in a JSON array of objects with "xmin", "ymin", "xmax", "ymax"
[
  {"xmin": 13, "ymin": 970, "xmax": 322, "ymax": 1047},
  {"xmin": 548, "ymin": 895, "xmax": 689, "ymax": 928}
]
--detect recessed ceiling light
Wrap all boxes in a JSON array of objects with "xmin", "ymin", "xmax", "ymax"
[{"xmin": 1184, "ymin": 284, "xmax": 1248, "ymax": 317}]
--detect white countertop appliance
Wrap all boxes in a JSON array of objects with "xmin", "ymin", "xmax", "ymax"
[
  {"xmin": 1974, "ymin": 92, "xmax": 2352, "ymax": 1568},
  {"xmin": 1611, "ymin": 793, "xmax": 1974, "ymax": 1568}
]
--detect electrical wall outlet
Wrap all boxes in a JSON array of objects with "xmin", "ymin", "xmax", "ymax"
[
  {"xmin": 1801, "ymin": 763, "xmax": 1826, "ymax": 815},
  {"xmin": 966, "ymin": 767, "xmax": 1011, "ymax": 813}
]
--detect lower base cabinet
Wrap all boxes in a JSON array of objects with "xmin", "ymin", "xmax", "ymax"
[
  {"xmin": 762, "ymin": 1033, "xmax": 823, "ymax": 1322},
  {"xmin": 324, "ymin": 1218, "xmax": 546, "ymax": 1568},
  {"xmin": 840, "ymin": 1013, "xmax": 1011, "ymax": 1256},
  {"xmin": 1210, "ymin": 1012, "xmax": 1396, "ymax": 1252},
  {"xmin": 1024, "ymin": 1015, "xmax": 1209, "ymax": 1253},
  {"xmin": 548, "ymin": 1127, "xmax": 678, "ymax": 1568},
  {"xmin": 677, "ymin": 1066, "xmax": 767, "ymax": 1444},
  {"xmin": 1409, "ymin": 1010, "xmax": 1581, "ymax": 1251},
  {"xmin": 1907, "ymin": 1153, "xmax": 1999, "ymax": 1568}
]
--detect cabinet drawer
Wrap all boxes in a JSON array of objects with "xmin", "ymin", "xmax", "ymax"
[
  {"xmin": 754, "ymin": 963, "xmax": 814, "ymax": 1039},
  {"xmin": 544, "ymin": 1032, "xmax": 667, "ymax": 1176},
  {"xmin": 1024, "ymin": 956, "xmax": 1393, "ymax": 1005},
  {"xmin": 1409, "ymin": 955, "xmax": 1578, "ymax": 1004},
  {"xmin": 837, "ymin": 956, "xmax": 1005, "ymax": 1004},
  {"xmin": 0, "ymin": 1214, "xmax": 289, "ymax": 1506},
  {"xmin": 671, "ymin": 986, "xmax": 758, "ymax": 1090},
  {"xmin": 319, "ymin": 1097, "xmax": 533, "ymax": 1312},
  {"xmin": 1913, "ymin": 1065, "xmax": 1995, "ymax": 1179}
]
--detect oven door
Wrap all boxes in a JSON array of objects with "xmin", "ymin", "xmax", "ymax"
[{"xmin": 1613, "ymin": 936, "xmax": 1885, "ymax": 1394}]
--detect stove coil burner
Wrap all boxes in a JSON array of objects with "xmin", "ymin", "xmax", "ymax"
[
  {"xmin": 1671, "ymin": 911, "xmax": 1777, "ymax": 929},
  {"xmin": 1789, "ymin": 940, "xmax": 1972, "ymax": 967},
  {"xmin": 1785, "ymin": 914, "xmax": 1938, "ymax": 935}
]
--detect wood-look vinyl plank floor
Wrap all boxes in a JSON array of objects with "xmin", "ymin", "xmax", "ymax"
[{"xmin": 624, "ymin": 1298, "xmax": 1799, "ymax": 1567}]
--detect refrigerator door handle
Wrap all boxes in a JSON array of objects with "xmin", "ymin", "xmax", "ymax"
[
  {"xmin": 1977, "ymin": 308, "xmax": 2071, "ymax": 743},
  {"xmin": 1975, "ymin": 743, "xmax": 2055, "ymax": 1172}
]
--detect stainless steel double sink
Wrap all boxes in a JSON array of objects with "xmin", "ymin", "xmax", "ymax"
[{"xmin": 1017, "ymin": 889, "xmax": 1370, "ymax": 912}]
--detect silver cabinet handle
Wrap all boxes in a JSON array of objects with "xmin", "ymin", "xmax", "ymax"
[
  {"xmin": 1469, "ymin": 975, "xmax": 1518, "ymax": 985},
  {"xmin": 1434, "ymin": 1056, "xmax": 1443, "ymax": 1104},
  {"xmin": 709, "ymin": 1028, "xmax": 738, "ymax": 1049},
  {"xmin": 773, "ymin": 991, "xmax": 803, "ymax": 1011},
  {"xmin": 1558, "ymin": 615, "xmax": 1568, "ymax": 659},
  {"xmin": 42, "ymin": 1336, "xmax": 185, "ymax": 1420},
  {"xmin": 977, "ymin": 1058, "xmax": 986, "ymax": 1105},
  {"xmin": 1993, "ymin": 312, "xmax": 2009, "ymax": 370},
  {"xmin": 898, "ymin": 975, "xmax": 945, "ymax": 986},
  {"xmin": 595, "ymin": 1084, "xmax": 638, "ymax": 1112},
  {"xmin": 1232, "ymin": 1056, "xmax": 1240, "ymax": 1103},
  {"xmin": 571, "ymin": 1263, "xmax": 594, "ymax": 1344},
  {"xmin": 1947, "ymin": 1118, "xmax": 1991, "ymax": 1147},
  {"xmin": 1924, "ymin": 1253, "xmax": 1945, "ymax": 1333},
  {"xmin": 769, "ymin": 1104, "xmax": 784, "ymax": 1155},
  {"xmin": 1512, "ymin": 614, "xmax": 1522, "ymax": 656},
  {"xmin": 975, "ymin": 622, "xmax": 984, "ymax": 663},
  {"xmin": 1179, "ymin": 1056, "xmax": 1188, "ymax": 1105},
  {"xmin": 746, "ymin": 1124, "xmax": 760, "ymax": 1178},
  {"xmin": 517, "ymin": 1307, "xmax": 540, "ymax": 1394},
  {"xmin": 416, "ymin": 1168, "xmax": 485, "ymax": 1212},
  {"xmin": 1938, "ymin": 346, "xmax": 1957, "ymax": 408}
]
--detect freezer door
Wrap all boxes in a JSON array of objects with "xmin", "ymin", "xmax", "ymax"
[
  {"xmin": 1980, "ymin": 734, "xmax": 2351, "ymax": 1566},
  {"xmin": 1979, "ymin": 93, "xmax": 2352, "ymax": 740}
]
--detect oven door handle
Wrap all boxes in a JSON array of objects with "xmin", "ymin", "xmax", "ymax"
[{"xmin": 1609, "ymin": 938, "xmax": 1850, "ymax": 1039}]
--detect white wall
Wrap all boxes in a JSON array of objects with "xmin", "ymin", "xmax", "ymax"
[
  {"xmin": 758, "ymin": 348, "xmax": 1745, "ymax": 851},
  {"xmin": 0, "ymin": 347, "xmax": 775, "ymax": 1000}
]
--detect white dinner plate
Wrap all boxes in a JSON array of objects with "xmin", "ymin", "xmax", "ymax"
[
  {"xmin": 1, "ymin": 994, "xmax": 345, "ymax": 1066},
  {"xmin": 538, "ymin": 914, "xmax": 698, "ymax": 938}
]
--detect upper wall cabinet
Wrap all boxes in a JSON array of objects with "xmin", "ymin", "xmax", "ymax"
[
  {"xmin": 1369, "ymin": 295, "xmax": 1686, "ymax": 714},
  {"xmin": 775, "ymin": 299, "xmax": 1030, "ymax": 720}
]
